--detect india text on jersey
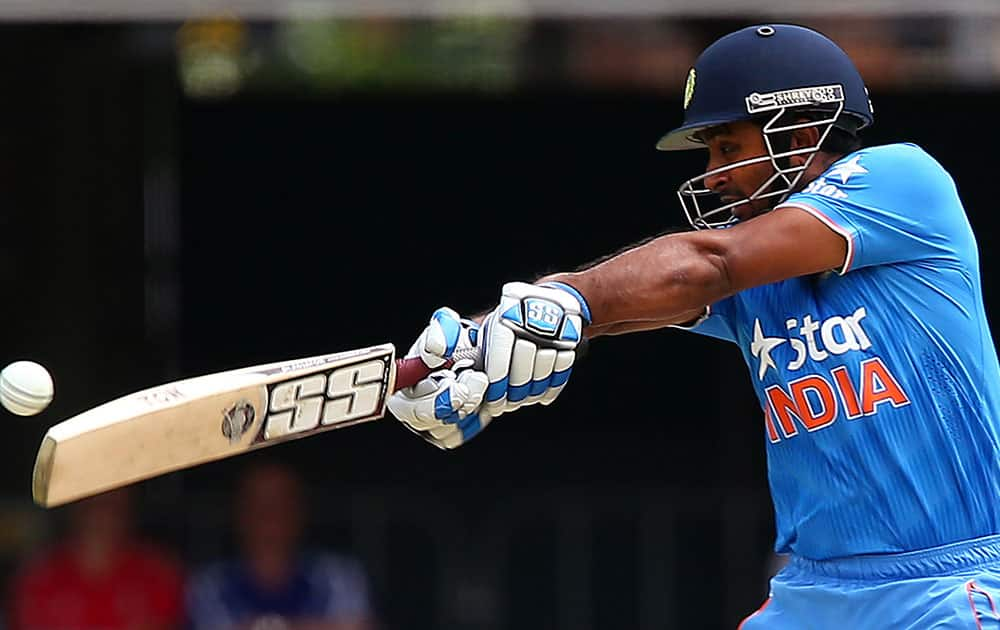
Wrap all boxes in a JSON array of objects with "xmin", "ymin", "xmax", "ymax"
[{"xmin": 750, "ymin": 309, "xmax": 912, "ymax": 443}]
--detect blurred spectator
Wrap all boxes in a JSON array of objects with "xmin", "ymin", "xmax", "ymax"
[
  {"xmin": 185, "ymin": 459, "xmax": 374, "ymax": 630},
  {"xmin": 6, "ymin": 487, "xmax": 184, "ymax": 630}
]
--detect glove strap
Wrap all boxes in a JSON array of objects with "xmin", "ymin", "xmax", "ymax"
[{"xmin": 538, "ymin": 281, "xmax": 593, "ymax": 327}]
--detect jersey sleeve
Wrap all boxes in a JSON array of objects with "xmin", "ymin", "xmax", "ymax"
[
  {"xmin": 782, "ymin": 143, "xmax": 970, "ymax": 273},
  {"xmin": 669, "ymin": 295, "xmax": 739, "ymax": 343}
]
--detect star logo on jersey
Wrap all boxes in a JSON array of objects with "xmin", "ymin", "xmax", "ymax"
[
  {"xmin": 826, "ymin": 155, "xmax": 868, "ymax": 184},
  {"xmin": 750, "ymin": 319, "xmax": 786, "ymax": 380}
]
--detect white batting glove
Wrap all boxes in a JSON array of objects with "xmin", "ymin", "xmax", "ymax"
[
  {"xmin": 481, "ymin": 282, "xmax": 591, "ymax": 417},
  {"xmin": 387, "ymin": 308, "xmax": 492, "ymax": 449}
]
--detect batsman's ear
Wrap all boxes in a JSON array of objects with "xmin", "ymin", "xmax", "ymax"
[{"xmin": 790, "ymin": 124, "xmax": 821, "ymax": 151}]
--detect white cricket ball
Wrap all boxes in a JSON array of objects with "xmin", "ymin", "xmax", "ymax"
[{"xmin": 0, "ymin": 361, "xmax": 54, "ymax": 416}]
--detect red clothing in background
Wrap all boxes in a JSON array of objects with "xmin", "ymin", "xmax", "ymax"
[{"xmin": 9, "ymin": 542, "xmax": 183, "ymax": 630}]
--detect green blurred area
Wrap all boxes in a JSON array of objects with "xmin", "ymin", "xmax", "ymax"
[
  {"xmin": 180, "ymin": 17, "xmax": 527, "ymax": 97},
  {"xmin": 175, "ymin": 14, "xmax": 1000, "ymax": 100}
]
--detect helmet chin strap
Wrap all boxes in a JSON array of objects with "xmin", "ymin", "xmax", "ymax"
[{"xmin": 676, "ymin": 102, "xmax": 843, "ymax": 230}]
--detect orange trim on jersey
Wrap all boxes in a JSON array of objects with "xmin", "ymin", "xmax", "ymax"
[
  {"xmin": 778, "ymin": 201, "xmax": 856, "ymax": 274},
  {"xmin": 737, "ymin": 597, "xmax": 772, "ymax": 630},
  {"xmin": 966, "ymin": 580, "xmax": 1000, "ymax": 630}
]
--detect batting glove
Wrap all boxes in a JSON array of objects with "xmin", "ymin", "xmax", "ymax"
[
  {"xmin": 387, "ymin": 307, "xmax": 492, "ymax": 449},
  {"xmin": 481, "ymin": 281, "xmax": 591, "ymax": 417}
]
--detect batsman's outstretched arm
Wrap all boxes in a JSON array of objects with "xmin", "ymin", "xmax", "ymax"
[
  {"xmin": 541, "ymin": 205, "xmax": 848, "ymax": 335},
  {"xmin": 385, "ymin": 205, "xmax": 847, "ymax": 448}
]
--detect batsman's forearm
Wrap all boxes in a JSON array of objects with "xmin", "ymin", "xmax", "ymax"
[
  {"xmin": 584, "ymin": 311, "xmax": 707, "ymax": 337},
  {"xmin": 541, "ymin": 232, "xmax": 731, "ymax": 329},
  {"xmin": 584, "ymin": 320, "xmax": 674, "ymax": 337}
]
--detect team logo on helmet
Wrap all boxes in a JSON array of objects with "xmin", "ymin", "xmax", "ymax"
[{"xmin": 683, "ymin": 68, "xmax": 696, "ymax": 110}]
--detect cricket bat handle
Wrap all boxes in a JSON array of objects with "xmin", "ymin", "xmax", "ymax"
[{"xmin": 393, "ymin": 347, "xmax": 480, "ymax": 391}]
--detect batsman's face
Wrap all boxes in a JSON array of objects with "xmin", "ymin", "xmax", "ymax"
[{"xmin": 700, "ymin": 121, "xmax": 777, "ymax": 221}]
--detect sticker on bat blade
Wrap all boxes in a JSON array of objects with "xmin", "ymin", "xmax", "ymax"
[
  {"xmin": 256, "ymin": 356, "xmax": 391, "ymax": 443},
  {"xmin": 222, "ymin": 399, "xmax": 257, "ymax": 444}
]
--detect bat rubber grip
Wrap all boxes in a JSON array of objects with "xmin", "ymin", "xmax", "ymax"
[
  {"xmin": 393, "ymin": 357, "xmax": 451, "ymax": 392},
  {"xmin": 393, "ymin": 347, "xmax": 480, "ymax": 392}
]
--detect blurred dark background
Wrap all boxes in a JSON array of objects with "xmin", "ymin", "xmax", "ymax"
[{"xmin": 1, "ymin": 11, "xmax": 999, "ymax": 630}]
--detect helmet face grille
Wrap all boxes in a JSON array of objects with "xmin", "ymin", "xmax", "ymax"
[{"xmin": 676, "ymin": 101, "xmax": 843, "ymax": 230}]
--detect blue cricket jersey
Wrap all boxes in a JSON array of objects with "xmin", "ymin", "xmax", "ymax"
[
  {"xmin": 185, "ymin": 553, "xmax": 371, "ymax": 629},
  {"xmin": 687, "ymin": 143, "xmax": 1000, "ymax": 560}
]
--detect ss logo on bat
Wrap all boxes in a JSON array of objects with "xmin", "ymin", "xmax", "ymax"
[{"xmin": 262, "ymin": 359, "xmax": 388, "ymax": 441}]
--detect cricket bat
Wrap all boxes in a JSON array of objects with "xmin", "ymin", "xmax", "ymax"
[{"xmin": 32, "ymin": 343, "xmax": 472, "ymax": 508}]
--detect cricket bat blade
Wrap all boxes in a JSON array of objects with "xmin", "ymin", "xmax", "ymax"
[{"xmin": 32, "ymin": 343, "xmax": 456, "ymax": 508}]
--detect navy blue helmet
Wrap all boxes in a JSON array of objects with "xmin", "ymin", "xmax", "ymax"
[{"xmin": 658, "ymin": 24, "xmax": 874, "ymax": 229}]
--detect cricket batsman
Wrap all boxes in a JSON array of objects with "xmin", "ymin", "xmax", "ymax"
[{"xmin": 387, "ymin": 24, "xmax": 1000, "ymax": 628}]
